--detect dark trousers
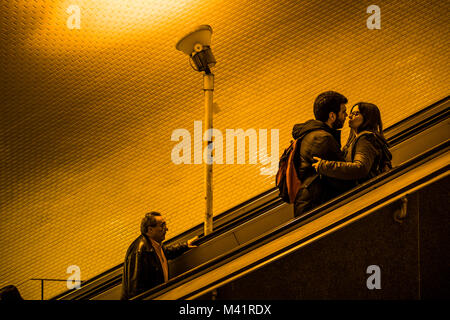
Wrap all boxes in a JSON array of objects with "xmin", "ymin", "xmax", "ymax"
[
  {"xmin": 294, "ymin": 181, "xmax": 320, "ymax": 218},
  {"xmin": 294, "ymin": 176, "xmax": 336, "ymax": 218},
  {"xmin": 294, "ymin": 177, "xmax": 354, "ymax": 218}
]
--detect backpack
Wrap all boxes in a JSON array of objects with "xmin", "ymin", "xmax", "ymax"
[
  {"xmin": 276, "ymin": 129, "xmax": 316, "ymax": 203},
  {"xmin": 275, "ymin": 139, "xmax": 301, "ymax": 203}
]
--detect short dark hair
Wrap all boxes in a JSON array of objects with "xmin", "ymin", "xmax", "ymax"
[
  {"xmin": 313, "ymin": 91, "xmax": 348, "ymax": 122},
  {"xmin": 141, "ymin": 211, "xmax": 162, "ymax": 235}
]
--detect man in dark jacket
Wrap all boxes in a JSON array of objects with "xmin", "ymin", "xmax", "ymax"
[
  {"xmin": 293, "ymin": 91, "xmax": 354, "ymax": 217},
  {"xmin": 121, "ymin": 211, "xmax": 197, "ymax": 300}
]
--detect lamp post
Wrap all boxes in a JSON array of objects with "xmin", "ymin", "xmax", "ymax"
[
  {"xmin": 203, "ymin": 71, "xmax": 214, "ymax": 236},
  {"xmin": 176, "ymin": 25, "xmax": 216, "ymax": 236}
]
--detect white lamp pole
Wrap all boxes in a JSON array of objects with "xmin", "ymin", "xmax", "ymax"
[
  {"xmin": 176, "ymin": 25, "xmax": 216, "ymax": 237},
  {"xmin": 203, "ymin": 73, "xmax": 214, "ymax": 236}
]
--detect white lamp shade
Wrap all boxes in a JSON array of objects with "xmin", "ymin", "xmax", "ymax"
[{"xmin": 176, "ymin": 25, "xmax": 213, "ymax": 55}]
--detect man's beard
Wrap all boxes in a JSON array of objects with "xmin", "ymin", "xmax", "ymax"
[{"xmin": 332, "ymin": 118, "xmax": 345, "ymax": 129}]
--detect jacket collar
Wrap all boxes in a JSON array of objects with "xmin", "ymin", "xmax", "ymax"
[
  {"xmin": 138, "ymin": 234, "xmax": 154, "ymax": 252},
  {"xmin": 292, "ymin": 119, "xmax": 342, "ymax": 147}
]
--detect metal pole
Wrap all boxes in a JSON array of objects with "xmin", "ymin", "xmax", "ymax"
[
  {"xmin": 41, "ymin": 279, "xmax": 44, "ymax": 300},
  {"xmin": 203, "ymin": 73, "xmax": 214, "ymax": 236}
]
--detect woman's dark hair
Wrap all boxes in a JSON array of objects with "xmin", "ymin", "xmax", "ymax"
[
  {"xmin": 344, "ymin": 102, "xmax": 388, "ymax": 150},
  {"xmin": 140, "ymin": 211, "xmax": 162, "ymax": 235}
]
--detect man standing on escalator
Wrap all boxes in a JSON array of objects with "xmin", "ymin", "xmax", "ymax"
[
  {"xmin": 121, "ymin": 211, "xmax": 198, "ymax": 300},
  {"xmin": 292, "ymin": 91, "xmax": 354, "ymax": 217}
]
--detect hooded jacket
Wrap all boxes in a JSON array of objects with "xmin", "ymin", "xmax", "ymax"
[
  {"xmin": 292, "ymin": 119, "xmax": 347, "ymax": 192},
  {"xmin": 121, "ymin": 234, "xmax": 189, "ymax": 300}
]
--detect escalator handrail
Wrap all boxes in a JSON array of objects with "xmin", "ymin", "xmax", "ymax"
[{"xmin": 382, "ymin": 95, "xmax": 448, "ymax": 138}]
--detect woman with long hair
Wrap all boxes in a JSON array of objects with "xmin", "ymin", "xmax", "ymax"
[{"xmin": 312, "ymin": 102, "xmax": 392, "ymax": 184}]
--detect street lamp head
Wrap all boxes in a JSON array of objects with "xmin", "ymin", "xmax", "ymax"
[{"xmin": 176, "ymin": 25, "xmax": 216, "ymax": 73}]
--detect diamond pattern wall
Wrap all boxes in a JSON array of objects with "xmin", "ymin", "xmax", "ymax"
[{"xmin": 0, "ymin": 0, "xmax": 448, "ymax": 299}]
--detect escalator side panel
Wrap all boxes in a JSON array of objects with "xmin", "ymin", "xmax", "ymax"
[
  {"xmin": 203, "ymin": 176, "xmax": 450, "ymax": 299},
  {"xmin": 169, "ymin": 203, "xmax": 293, "ymax": 278},
  {"xmin": 169, "ymin": 232, "xmax": 240, "ymax": 278},
  {"xmin": 233, "ymin": 203, "xmax": 293, "ymax": 246},
  {"xmin": 210, "ymin": 194, "xmax": 421, "ymax": 299},
  {"xmin": 94, "ymin": 284, "xmax": 122, "ymax": 300},
  {"xmin": 390, "ymin": 119, "xmax": 449, "ymax": 167},
  {"xmin": 418, "ymin": 177, "xmax": 450, "ymax": 299}
]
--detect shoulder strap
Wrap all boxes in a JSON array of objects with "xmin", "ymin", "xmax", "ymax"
[
  {"xmin": 350, "ymin": 131, "xmax": 376, "ymax": 160},
  {"xmin": 294, "ymin": 127, "xmax": 324, "ymax": 145},
  {"xmin": 351, "ymin": 131, "xmax": 392, "ymax": 171},
  {"xmin": 291, "ymin": 127, "xmax": 323, "ymax": 168}
]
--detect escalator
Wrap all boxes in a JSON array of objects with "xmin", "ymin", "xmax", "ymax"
[{"xmin": 53, "ymin": 96, "xmax": 449, "ymax": 300}]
